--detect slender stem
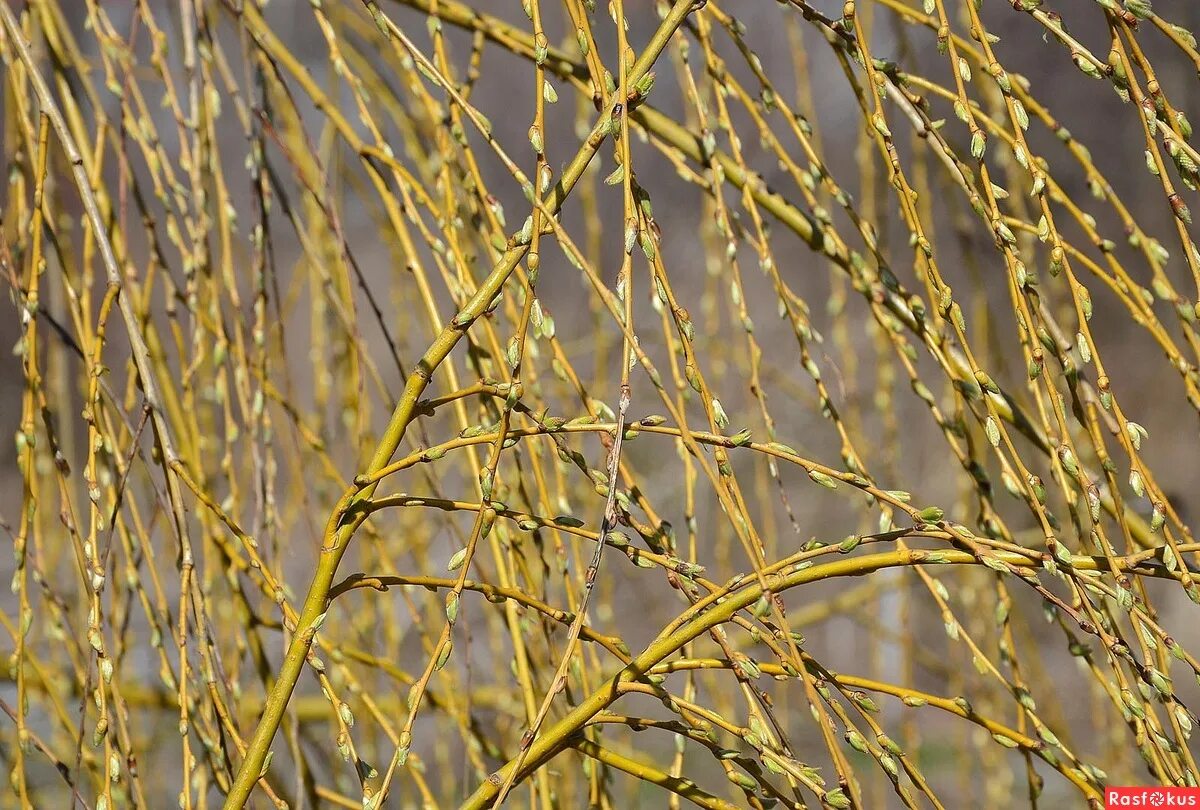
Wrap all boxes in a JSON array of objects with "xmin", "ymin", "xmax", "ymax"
[{"xmin": 568, "ymin": 736, "xmax": 741, "ymax": 810}]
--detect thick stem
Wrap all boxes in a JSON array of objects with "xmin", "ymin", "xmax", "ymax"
[
  {"xmin": 460, "ymin": 547, "xmax": 1110, "ymax": 808},
  {"xmin": 220, "ymin": 2, "xmax": 700, "ymax": 805}
]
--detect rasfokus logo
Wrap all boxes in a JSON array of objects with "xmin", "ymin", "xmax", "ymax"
[{"xmin": 1106, "ymin": 787, "xmax": 1200, "ymax": 807}]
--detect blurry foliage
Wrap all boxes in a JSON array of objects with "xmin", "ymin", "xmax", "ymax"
[{"xmin": 3, "ymin": 0, "xmax": 1200, "ymax": 807}]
